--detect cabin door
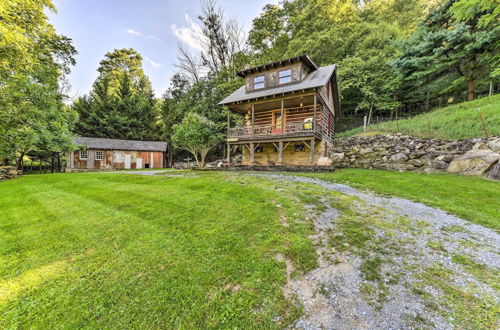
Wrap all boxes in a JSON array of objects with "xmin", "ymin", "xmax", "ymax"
[
  {"xmin": 272, "ymin": 111, "xmax": 285, "ymax": 134},
  {"xmin": 124, "ymin": 154, "xmax": 131, "ymax": 169},
  {"xmin": 136, "ymin": 158, "xmax": 143, "ymax": 169}
]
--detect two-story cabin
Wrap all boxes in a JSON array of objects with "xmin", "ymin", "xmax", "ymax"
[{"xmin": 219, "ymin": 54, "xmax": 340, "ymax": 166}]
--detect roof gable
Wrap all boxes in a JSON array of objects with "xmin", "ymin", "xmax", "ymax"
[
  {"xmin": 236, "ymin": 54, "xmax": 318, "ymax": 78},
  {"xmin": 220, "ymin": 64, "xmax": 337, "ymax": 105}
]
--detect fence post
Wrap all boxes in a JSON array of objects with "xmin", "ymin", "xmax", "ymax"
[{"xmin": 478, "ymin": 107, "xmax": 489, "ymax": 138}]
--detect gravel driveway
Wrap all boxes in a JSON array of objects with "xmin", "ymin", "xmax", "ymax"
[{"xmin": 258, "ymin": 174, "xmax": 499, "ymax": 329}]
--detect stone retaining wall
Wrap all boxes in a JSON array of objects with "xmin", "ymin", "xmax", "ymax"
[
  {"xmin": 0, "ymin": 166, "xmax": 20, "ymax": 181},
  {"xmin": 331, "ymin": 134, "xmax": 500, "ymax": 180}
]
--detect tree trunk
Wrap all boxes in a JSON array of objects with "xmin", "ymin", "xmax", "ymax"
[
  {"xmin": 16, "ymin": 152, "xmax": 24, "ymax": 170},
  {"xmin": 367, "ymin": 104, "xmax": 373, "ymax": 126},
  {"xmin": 467, "ymin": 79, "xmax": 475, "ymax": 101}
]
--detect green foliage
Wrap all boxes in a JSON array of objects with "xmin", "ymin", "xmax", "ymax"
[
  {"xmin": 338, "ymin": 94, "xmax": 500, "ymax": 139},
  {"xmin": 172, "ymin": 113, "xmax": 223, "ymax": 167},
  {"xmin": 72, "ymin": 48, "xmax": 158, "ymax": 140},
  {"xmin": 0, "ymin": 0, "xmax": 77, "ymax": 166},
  {"xmin": 395, "ymin": 0, "xmax": 499, "ymax": 103}
]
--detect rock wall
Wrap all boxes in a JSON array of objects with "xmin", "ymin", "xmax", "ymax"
[
  {"xmin": 0, "ymin": 166, "xmax": 20, "ymax": 181},
  {"xmin": 331, "ymin": 134, "xmax": 500, "ymax": 180}
]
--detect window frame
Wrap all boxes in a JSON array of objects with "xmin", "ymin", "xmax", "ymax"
[
  {"xmin": 79, "ymin": 150, "xmax": 88, "ymax": 160},
  {"xmin": 95, "ymin": 151, "xmax": 104, "ymax": 160},
  {"xmin": 253, "ymin": 75, "xmax": 265, "ymax": 89},
  {"xmin": 255, "ymin": 145, "xmax": 264, "ymax": 153},
  {"xmin": 278, "ymin": 69, "xmax": 292, "ymax": 85}
]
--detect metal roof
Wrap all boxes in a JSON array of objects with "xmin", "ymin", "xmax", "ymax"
[
  {"xmin": 219, "ymin": 64, "xmax": 336, "ymax": 105},
  {"xmin": 236, "ymin": 54, "xmax": 318, "ymax": 78},
  {"xmin": 74, "ymin": 137, "xmax": 168, "ymax": 152}
]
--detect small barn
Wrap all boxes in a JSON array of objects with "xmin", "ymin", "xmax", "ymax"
[{"xmin": 67, "ymin": 137, "xmax": 168, "ymax": 171}]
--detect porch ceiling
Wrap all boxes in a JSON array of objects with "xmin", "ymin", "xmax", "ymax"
[{"xmin": 228, "ymin": 94, "xmax": 316, "ymax": 114}]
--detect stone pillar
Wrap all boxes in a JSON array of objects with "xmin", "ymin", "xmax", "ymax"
[
  {"xmin": 250, "ymin": 142, "xmax": 255, "ymax": 164},
  {"xmin": 309, "ymin": 138, "xmax": 316, "ymax": 164},
  {"xmin": 278, "ymin": 141, "xmax": 284, "ymax": 164}
]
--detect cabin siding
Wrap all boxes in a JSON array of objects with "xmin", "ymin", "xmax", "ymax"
[{"xmin": 69, "ymin": 150, "xmax": 164, "ymax": 170}]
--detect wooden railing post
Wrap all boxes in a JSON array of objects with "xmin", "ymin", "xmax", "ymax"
[
  {"xmin": 251, "ymin": 104, "xmax": 255, "ymax": 136},
  {"xmin": 281, "ymin": 99, "xmax": 284, "ymax": 132},
  {"xmin": 313, "ymin": 93, "xmax": 317, "ymax": 132}
]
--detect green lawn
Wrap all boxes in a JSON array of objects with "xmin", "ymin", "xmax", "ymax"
[
  {"xmin": 300, "ymin": 169, "xmax": 500, "ymax": 230},
  {"xmin": 0, "ymin": 173, "xmax": 315, "ymax": 328},
  {"xmin": 1, "ymin": 170, "xmax": 498, "ymax": 327},
  {"xmin": 337, "ymin": 94, "xmax": 500, "ymax": 139}
]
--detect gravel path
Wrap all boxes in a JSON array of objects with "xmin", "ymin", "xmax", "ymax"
[{"xmin": 256, "ymin": 174, "xmax": 500, "ymax": 329}]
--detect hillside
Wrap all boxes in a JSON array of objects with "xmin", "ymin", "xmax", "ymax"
[{"xmin": 337, "ymin": 94, "xmax": 500, "ymax": 140}]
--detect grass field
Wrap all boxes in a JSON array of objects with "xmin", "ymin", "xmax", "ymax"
[
  {"xmin": 1, "ymin": 170, "xmax": 498, "ymax": 327},
  {"xmin": 300, "ymin": 169, "xmax": 500, "ymax": 230},
  {"xmin": 337, "ymin": 94, "xmax": 500, "ymax": 139},
  {"xmin": 0, "ymin": 173, "xmax": 316, "ymax": 328}
]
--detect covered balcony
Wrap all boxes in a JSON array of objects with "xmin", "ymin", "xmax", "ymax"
[{"xmin": 226, "ymin": 93, "xmax": 333, "ymax": 142}]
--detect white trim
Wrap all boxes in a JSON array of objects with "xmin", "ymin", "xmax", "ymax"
[{"xmin": 79, "ymin": 150, "xmax": 88, "ymax": 160}]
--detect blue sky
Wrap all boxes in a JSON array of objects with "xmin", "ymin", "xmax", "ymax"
[{"xmin": 48, "ymin": 0, "xmax": 277, "ymax": 99}]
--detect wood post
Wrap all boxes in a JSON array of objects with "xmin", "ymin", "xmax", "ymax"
[
  {"xmin": 226, "ymin": 143, "xmax": 231, "ymax": 163},
  {"xmin": 278, "ymin": 141, "xmax": 283, "ymax": 164},
  {"xmin": 250, "ymin": 142, "xmax": 255, "ymax": 164},
  {"xmin": 281, "ymin": 99, "xmax": 284, "ymax": 132},
  {"xmin": 313, "ymin": 94, "xmax": 317, "ymax": 132},
  {"xmin": 309, "ymin": 138, "xmax": 315, "ymax": 164},
  {"xmin": 251, "ymin": 104, "xmax": 255, "ymax": 136}
]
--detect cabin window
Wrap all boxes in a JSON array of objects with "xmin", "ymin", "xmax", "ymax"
[
  {"xmin": 278, "ymin": 69, "xmax": 292, "ymax": 84},
  {"xmin": 95, "ymin": 151, "xmax": 103, "ymax": 160},
  {"xmin": 79, "ymin": 150, "xmax": 88, "ymax": 160},
  {"xmin": 255, "ymin": 146, "xmax": 264, "ymax": 153},
  {"xmin": 295, "ymin": 144, "xmax": 306, "ymax": 152},
  {"xmin": 253, "ymin": 75, "xmax": 265, "ymax": 89}
]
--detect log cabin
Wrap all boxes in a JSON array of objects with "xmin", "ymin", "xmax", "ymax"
[
  {"xmin": 219, "ymin": 54, "xmax": 340, "ymax": 166},
  {"xmin": 66, "ymin": 137, "xmax": 167, "ymax": 171}
]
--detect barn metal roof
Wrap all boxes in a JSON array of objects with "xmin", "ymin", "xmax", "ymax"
[
  {"xmin": 74, "ymin": 137, "xmax": 168, "ymax": 152},
  {"xmin": 219, "ymin": 64, "xmax": 337, "ymax": 105}
]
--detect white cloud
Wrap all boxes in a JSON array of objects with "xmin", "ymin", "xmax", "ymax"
[
  {"xmin": 124, "ymin": 28, "xmax": 162, "ymax": 42},
  {"xmin": 143, "ymin": 56, "xmax": 163, "ymax": 68},
  {"xmin": 170, "ymin": 15, "xmax": 206, "ymax": 51}
]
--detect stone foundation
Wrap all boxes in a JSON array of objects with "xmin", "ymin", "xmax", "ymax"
[
  {"xmin": 0, "ymin": 166, "xmax": 20, "ymax": 181},
  {"xmin": 332, "ymin": 134, "xmax": 500, "ymax": 180}
]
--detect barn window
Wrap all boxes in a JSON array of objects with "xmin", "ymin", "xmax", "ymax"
[
  {"xmin": 255, "ymin": 145, "xmax": 263, "ymax": 153},
  {"xmin": 95, "ymin": 151, "xmax": 103, "ymax": 160},
  {"xmin": 278, "ymin": 69, "xmax": 292, "ymax": 84},
  {"xmin": 79, "ymin": 150, "xmax": 88, "ymax": 159},
  {"xmin": 253, "ymin": 75, "xmax": 265, "ymax": 89},
  {"xmin": 295, "ymin": 144, "xmax": 305, "ymax": 152}
]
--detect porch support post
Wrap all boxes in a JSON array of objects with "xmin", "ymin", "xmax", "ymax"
[
  {"xmin": 251, "ymin": 104, "xmax": 255, "ymax": 136},
  {"xmin": 281, "ymin": 99, "xmax": 284, "ymax": 132},
  {"xmin": 226, "ymin": 143, "xmax": 231, "ymax": 163},
  {"xmin": 250, "ymin": 142, "xmax": 255, "ymax": 164},
  {"xmin": 278, "ymin": 141, "xmax": 284, "ymax": 165},
  {"xmin": 313, "ymin": 93, "xmax": 317, "ymax": 132},
  {"xmin": 309, "ymin": 137, "xmax": 315, "ymax": 164}
]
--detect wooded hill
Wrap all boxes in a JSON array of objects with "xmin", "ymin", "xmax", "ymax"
[{"xmin": 1, "ymin": 0, "xmax": 498, "ymax": 166}]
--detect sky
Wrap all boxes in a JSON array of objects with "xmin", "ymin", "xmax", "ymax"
[{"xmin": 48, "ymin": 0, "xmax": 277, "ymax": 99}]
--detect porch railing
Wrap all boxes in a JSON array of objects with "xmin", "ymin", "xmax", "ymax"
[{"xmin": 228, "ymin": 122, "xmax": 322, "ymax": 138}]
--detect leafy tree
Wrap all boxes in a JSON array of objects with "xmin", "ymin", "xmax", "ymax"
[
  {"xmin": 0, "ymin": 0, "xmax": 77, "ymax": 168},
  {"xmin": 395, "ymin": 0, "xmax": 499, "ymax": 103},
  {"xmin": 171, "ymin": 113, "xmax": 222, "ymax": 167},
  {"xmin": 73, "ymin": 49, "xmax": 158, "ymax": 140}
]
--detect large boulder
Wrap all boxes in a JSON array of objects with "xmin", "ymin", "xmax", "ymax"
[
  {"xmin": 486, "ymin": 162, "xmax": 500, "ymax": 180},
  {"xmin": 447, "ymin": 150, "xmax": 500, "ymax": 175},
  {"xmin": 317, "ymin": 156, "xmax": 333, "ymax": 166}
]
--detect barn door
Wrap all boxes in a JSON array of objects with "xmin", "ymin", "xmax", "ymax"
[
  {"xmin": 136, "ymin": 158, "xmax": 143, "ymax": 169},
  {"xmin": 124, "ymin": 154, "xmax": 131, "ymax": 169}
]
